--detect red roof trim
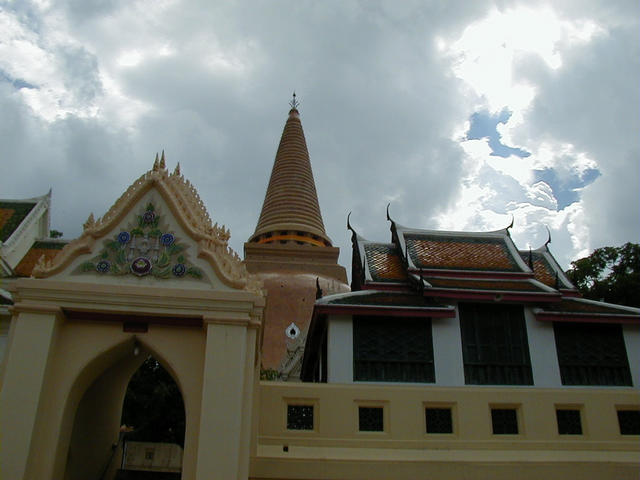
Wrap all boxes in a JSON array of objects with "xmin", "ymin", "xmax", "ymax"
[
  {"xmin": 535, "ymin": 312, "xmax": 640, "ymax": 324},
  {"xmin": 315, "ymin": 304, "xmax": 456, "ymax": 318}
]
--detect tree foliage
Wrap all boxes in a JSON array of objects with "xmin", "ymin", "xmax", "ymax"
[
  {"xmin": 565, "ymin": 242, "xmax": 640, "ymax": 307},
  {"xmin": 120, "ymin": 356, "xmax": 185, "ymax": 446}
]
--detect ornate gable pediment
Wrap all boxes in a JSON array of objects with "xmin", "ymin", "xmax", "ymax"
[{"xmin": 33, "ymin": 154, "xmax": 262, "ymax": 294}]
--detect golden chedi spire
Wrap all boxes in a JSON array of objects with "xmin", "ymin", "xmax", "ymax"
[{"xmin": 249, "ymin": 93, "xmax": 332, "ymax": 247}]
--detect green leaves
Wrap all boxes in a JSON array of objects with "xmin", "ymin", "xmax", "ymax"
[
  {"xmin": 566, "ymin": 243, "xmax": 640, "ymax": 307},
  {"xmin": 116, "ymin": 249, "xmax": 127, "ymax": 265},
  {"xmin": 81, "ymin": 261, "xmax": 95, "ymax": 272},
  {"xmin": 187, "ymin": 267, "xmax": 202, "ymax": 279},
  {"xmin": 156, "ymin": 252, "xmax": 170, "ymax": 268},
  {"xmin": 154, "ymin": 266, "xmax": 171, "ymax": 278},
  {"xmin": 167, "ymin": 243, "xmax": 184, "ymax": 255},
  {"xmin": 106, "ymin": 240, "xmax": 120, "ymax": 251}
]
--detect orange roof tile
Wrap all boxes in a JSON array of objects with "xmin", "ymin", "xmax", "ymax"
[
  {"xmin": 406, "ymin": 235, "xmax": 520, "ymax": 272},
  {"xmin": 0, "ymin": 202, "xmax": 36, "ymax": 242},
  {"xmin": 364, "ymin": 244, "xmax": 407, "ymax": 282},
  {"xmin": 14, "ymin": 241, "xmax": 66, "ymax": 277}
]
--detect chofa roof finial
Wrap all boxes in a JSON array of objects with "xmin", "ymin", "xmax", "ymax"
[
  {"xmin": 347, "ymin": 212, "xmax": 355, "ymax": 233},
  {"xmin": 544, "ymin": 225, "xmax": 552, "ymax": 247}
]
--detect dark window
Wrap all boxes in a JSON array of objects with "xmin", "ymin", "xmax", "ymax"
[
  {"xmin": 358, "ymin": 407, "xmax": 384, "ymax": 432},
  {"xmin": 459, "ymin": 304, "xmax": 533, "ymax": 385},
  {"xmin": 491, "ymin": 408, "xmax": 518, "ymax": 434},
  {"xmin": 353, "ymin": 316, "xmax": 434, "ymax": 382},
  {"xmin": 425, "ymin": 408, "xmax": 453, "ymax": 434},
  {"xmin": 287, "ymin": 405, "xmax": 314, "ymax": 430},
  {"xmin": 556, "ymin": 409, "xmax": 582, "ymax": 435},
  {"xmin": 554, "ymin": 322, "xmax": 632, "ymax": 386},
  {"xmin": 617, "ymin": 410, "xmax": 640, "ymax": 435}
]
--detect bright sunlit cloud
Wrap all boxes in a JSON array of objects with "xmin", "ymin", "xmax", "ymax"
[{"xmin": 443, "ymin": 6, "xmax": 602, "ymax": 112}]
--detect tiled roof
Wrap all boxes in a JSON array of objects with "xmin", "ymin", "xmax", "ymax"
[
  {"xmin": 363, "ymin": 243, "xmax": 407, "ymax": 283},
  {"xmin": 424, "ymin": 276, "xmax": 549, "ymax": 293},
  {"xmin": 0, "ymin": 202, "xmax": 36, "ymax": 242},
  {"xmin": 518, "ymin": 249, "xmax": 575, "ymax": 290},
  {"xmin": 405, "ymin": 234, "xmax": 522, "ymax": 272},
  {"xmin": 14, "ymin": 240, "xmax": 67, "ymax": 277},
  {"xmin": 540, "ymin": 298, "xmax": 640, "ymax": 316},
  {"xmin": 249, "ymin": 107, "xmax": 331, "ymax": 246}
]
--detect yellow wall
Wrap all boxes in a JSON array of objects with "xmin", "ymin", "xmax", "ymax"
[{"xmin": 251, "ymin": 381, "xmax": 640, "ymax": 480}]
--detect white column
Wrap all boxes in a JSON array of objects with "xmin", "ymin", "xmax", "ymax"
[
  {"xmin": 327, "ymin": 315, "xmax": 352, "ymax": 383},
  {"xmin": 432, "ymin": 307, "xmax": 465, "ymax": 386},
  {"xmin": 525, "ymin": 308, "xmax": 562, "ymax": 387}
]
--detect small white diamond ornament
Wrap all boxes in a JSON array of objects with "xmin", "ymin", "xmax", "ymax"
[{"xmin": 285, "ymin": 322, "xmax": 300, "ymax": 339}]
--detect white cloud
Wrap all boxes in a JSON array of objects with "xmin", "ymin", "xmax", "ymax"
[{"xmin": 443, "ymin": 6, "xmax": 602, "ymax": 112}]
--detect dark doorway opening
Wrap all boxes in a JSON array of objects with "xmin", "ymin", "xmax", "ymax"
[{"xmin": 115, "ymin": 356, "xmax": 185, "ymax": 480}]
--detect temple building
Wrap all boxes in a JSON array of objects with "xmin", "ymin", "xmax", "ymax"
[{"xmin": 0, "ymin": 101, "xmax": 639, "ymax": 480}]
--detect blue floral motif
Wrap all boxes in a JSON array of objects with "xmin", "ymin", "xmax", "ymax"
[
  {"xmin": 96, "ymin": 260, "xmax": 111, "ymax": 273},
  {"xmin": 161, "ymin": 233, "xmax": 175, "ymax": 246},
  {"xmin": 172, "ymin": 263, "xmax": 186, "ymax": 277},
  {"xmin": 117, "ymin": 231, "xmax": 131, "ymax": 244}
]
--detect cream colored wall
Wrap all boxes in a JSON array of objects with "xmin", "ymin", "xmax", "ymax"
[
  {"xmin": 0, "ymin": 309, "xmax": 10, "ymax": 370},
  {"xmin": 252, "ymin": 381, "xmax": 640, "ymax": 480},
  {"xmin": 0, "ymin": 308, "xmax": 60, "ymax": 480}
]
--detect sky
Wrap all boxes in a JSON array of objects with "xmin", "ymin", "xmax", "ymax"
[{"xmin": 1, "ymin": 0, "xmax": 638, "ymax": 275}]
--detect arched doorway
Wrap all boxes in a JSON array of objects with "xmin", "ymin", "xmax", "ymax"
[
  {"xmin": 118, "ymin": 355, "xmax": 186, "ymax": 479},
  {"xmin": 63, "ymin": 341, "xmax": 186, "ymax": 480}
]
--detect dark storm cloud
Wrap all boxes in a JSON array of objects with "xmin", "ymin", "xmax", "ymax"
[{"xmin": 0, "ymin": 0, "xmax": 637, "ymax": 274}]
